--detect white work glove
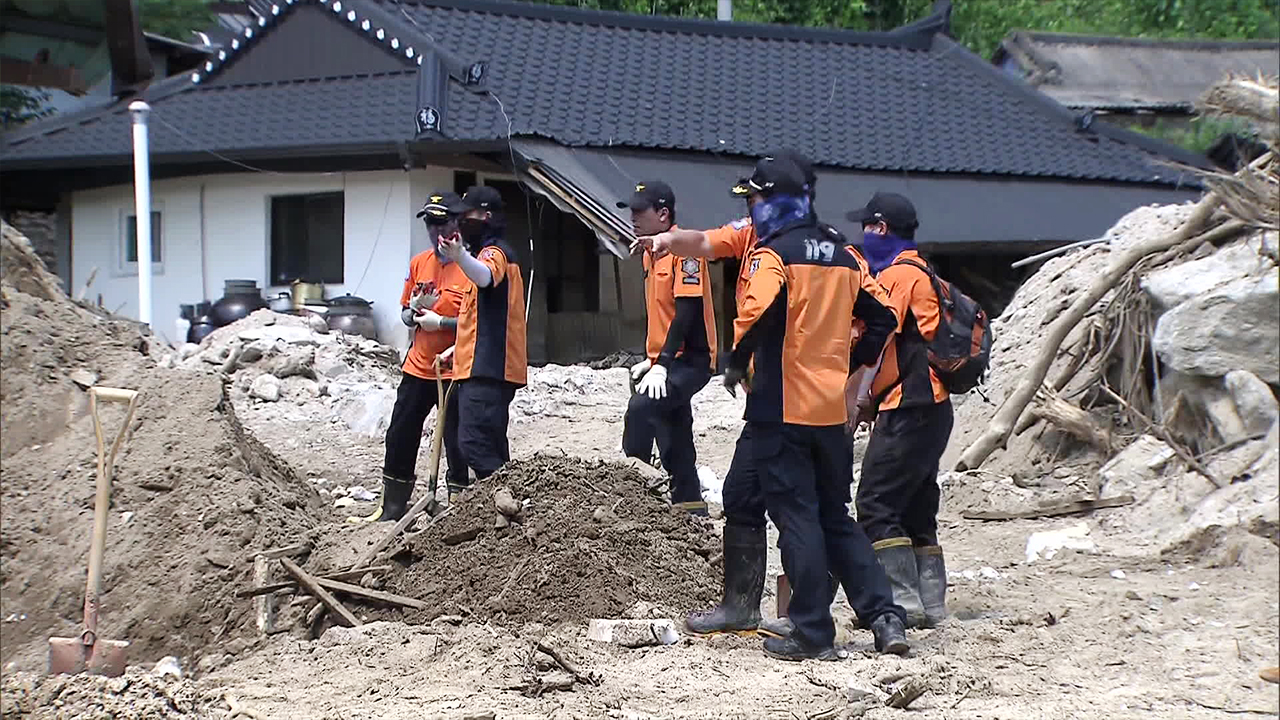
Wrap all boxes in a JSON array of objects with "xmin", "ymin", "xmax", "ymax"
[
  {"xmin": 630, "ymin": 358, "xmax": 653, "ymax": 382},
  {"xmin": 438, "ymin": 344, "xmax": 456, "ymax": 366},
  {"xmin": 415, "ymin": 309, "xmax": 445, "ymax": 331},
  {"xmin": 410, "ymin": 287, "xmax": 439, "ymax": 312},
  {"xmin": 637, "ymin": 363, "xmax": 668, "ymax": 400},
  {"xmin": 437, "ymin": 232, "xmax": 467, "ymax": 263}
]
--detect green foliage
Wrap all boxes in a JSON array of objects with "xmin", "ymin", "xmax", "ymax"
[
  {"xmin": 138, "ymin": 0, "xmax": 216, "ymax": 40},
  {"xmin": 1127, "ymin": 115, "xmax": 1257, "ymax": 154},
  {"xmin": 0, "ymin": 85, "xmax": 54, "ymax": 130},
  {"xmin": 531, "ymin": 0, "xmax": 1280, "ymax": 57}
]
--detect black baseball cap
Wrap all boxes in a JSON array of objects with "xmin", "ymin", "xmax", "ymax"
[
  {"xmin": 846, "ymin": 191, "xmax": 919, "ymax": 233},
  {"xmin": 767, "ymin": 148, "xmax": 816, "ymax": 188},
  {"xmin": 616, "ymin": 180, "xmax": 676, "ymax": 213},
  {"xmin": 729, "ymin": 156, "xmax": 808, "ymax": 199},
  {"xmin": 448, "ymin": 185, "xmax": 504, "ymax": 214},
  {"xmin": 416, "ymin": 190, "xmax": 462, "ymax": 223}
]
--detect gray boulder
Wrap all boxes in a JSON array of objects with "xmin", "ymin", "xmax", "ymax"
[
  {"xmin": 1152, "ymin": 269, "xmax": 1280, "ymax": 385},
  {"xmin": 1142, "ymin": 239, "xmax": 1273, "ymax": 311}
]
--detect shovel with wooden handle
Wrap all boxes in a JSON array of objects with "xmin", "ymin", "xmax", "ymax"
[{"xmin": 48, "ymin": 386, "xmax": 139, "ymax": 677}]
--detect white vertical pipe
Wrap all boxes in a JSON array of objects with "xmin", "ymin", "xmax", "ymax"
[
  {"xmin": 717, "ymin": 0, "xmax": 732, "ymax": 21},
  {"xmin": 129, "ymin": 100, "xmax": 153, "ymax": 326}
]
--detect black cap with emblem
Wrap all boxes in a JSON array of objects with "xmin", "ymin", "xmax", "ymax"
[
  {"xmin": 730, "ymin": 155, "xmax": 808, "ymax": 199},
  {"xmin": 617, "ymin": 180, "xmax": 676, "ymax": 213},
  {"xmin": 448, "ymin": 185, "xmax": 504, "ymax": 214},
  {"xmin": 416, "ymin": 190, "xmax": 462, "ymax": 224},
  {"xmin": 846, "ymin": 191, "xmax": 919, "ymax": 235}
]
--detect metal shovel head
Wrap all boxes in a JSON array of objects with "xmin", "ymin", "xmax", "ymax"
[{"xmin": 48, "ymin": 633, "xmax": 129, "ymax": 677}]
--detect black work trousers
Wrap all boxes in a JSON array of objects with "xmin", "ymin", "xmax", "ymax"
[
  {"xmin": 383, "ymin": 373, "xmax": 465, "ymax": 487},
  {"xmin": 621, "ymin": 357, "xmax": 710, "ymax": 505},
  {"xmin": 754, "ymin": 421, "xmax": 903, "ymax": 649},
  {"xmin": 855, "ymin": 399, "xmax": 954, "ymax": 546},
  {"xmin": 721, "ymin": 423, "xmax": 766, "ymax": 529},
  {"xmin": 457, "ymin": 377, "xmax": 518, "ymax": 480}
]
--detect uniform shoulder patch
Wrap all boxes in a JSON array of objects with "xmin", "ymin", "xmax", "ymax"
[
  {"xmin": 748, "ymin": 257, "xmax": 761, "ymax": 277},
  {"xmin": 479, "ymin": 246, "xmax": 502, "ymax": 261},
  {"xmin": 730, "ymin": 217, "xmax": 751, "ymax": 230},
  {"xmin": 681, "ymin": 257, "xmax": 701, "ymax": 284}
]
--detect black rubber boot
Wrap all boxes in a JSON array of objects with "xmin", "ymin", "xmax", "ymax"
[
  {"xmin": 871, "ymin": 612, "xmax": 910, "ymax": 656},
  {"xmin": 370, "ymin": 473, "xmax": 414, "ymax": 522},
  {"xmin": 685, "ymin": 524, "xmax": 766, "ymax": 636},
  {"xmin": 447, "ymin": 483, "xmax": 465, "ymax": 507},
  {"xmin": 873, "ymin": 538, "xmax": 927, "ymax": 628},
  {"xmin": 916, "ymin": 545, "xmax": 948, "ymax": 628},
  {"xmin": 762, "ymin": 634, "xmax": 839, "ymax": 662},
  {"xmin": 760, "ymin": 573, "xmax": 841, "ymax": 638}
]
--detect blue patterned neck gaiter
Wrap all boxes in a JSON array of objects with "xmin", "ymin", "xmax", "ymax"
[
  {"xmin": 750, "ymin": 193, "xmax": 812, "ymax": 242},
  {"xmin": 863, "ymin": 231, "xmax": 916, "ymax": 274}
]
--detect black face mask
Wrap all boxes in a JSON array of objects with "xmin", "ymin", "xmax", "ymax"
[{"xmin": 458, "ymin": 218, "xmax": 487, "ymax": 242}]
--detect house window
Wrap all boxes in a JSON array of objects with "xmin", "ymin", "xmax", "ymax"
[
  {"xmin": 269, "ymin": 192, "xmax": 344, "ymax": 285},
  {"xmin": 119, "ymin": 209, "xmax": 163, "ymax": 274}
]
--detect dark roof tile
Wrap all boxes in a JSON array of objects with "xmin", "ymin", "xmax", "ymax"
[{"xmin": 2, "ymin": 0, "xmax": 1203, "ymax": 186}]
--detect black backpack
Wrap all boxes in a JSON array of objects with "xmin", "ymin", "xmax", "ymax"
[{"xmin": 892, "ymin": 258, "xmax": 992, "ymax": 395}]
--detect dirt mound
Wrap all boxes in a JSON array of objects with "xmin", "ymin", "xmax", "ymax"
[
  {"xmin": 0, "ymin": 230, "xmax": 327, "ymax": 670},
  {"xmin": 377, "ymin": 454, "xmax": 722, "ymax": 626},
  {"xmin": 0, "ymin": 669, "xmax": 214, "ymax": 719}
]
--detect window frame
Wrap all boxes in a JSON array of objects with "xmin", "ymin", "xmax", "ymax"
[
  {"xmin": 115, "ymin": 204, "xmax": 164, "ymax": 277},
  {"xmin": 267, "ymin": 191, "xmax": 346, "ymax": 286}
]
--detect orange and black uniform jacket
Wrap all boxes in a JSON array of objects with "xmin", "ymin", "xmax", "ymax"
[
  {"xmin": 452, "ymin": 238, "xmax": 528, "ymax": 386},
  {"xmin": 400, "ymin": 249, "xmax": 470, "ymax": 380},
  {"xmin": 643, "ymin": 231, "xmax": 717, "ymax": 369},
  {"xmin": 845, "ymin": 243, "xmax": 896, "ymax": 342},
  {"xmin": 729, "ymin": 224, "xmax": 898, "ymax": 426},
  {"xmin": 871, "ymin": 249, "xmax": 950, "ymax": 411}
]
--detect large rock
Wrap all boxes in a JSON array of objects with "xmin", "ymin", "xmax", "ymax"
[
  {"xmin": 336, "ymin": 384, "xmax": 397, "ymax": 436},
  {"xmin": 1152, "ymin": 269, "xmax": 1280, "ymax": 384},
  {"xmin": 1224, "ymin": 370, "xmax": 1280, "ymax": 438},
  {"xmin": 1098, "ymin": 434, "xmax": 1177, "ymax": 500},
  {"xmin": 1142, "ymin": 238, "xmax": 1273, "ymax": 310}
]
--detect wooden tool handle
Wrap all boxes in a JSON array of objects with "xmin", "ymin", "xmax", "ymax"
[
  {"xmin": 89, "ymin": 387, "xmax": 138, "ymax": 404},
  {"xmin": 83, "ymin": 388, "xmax": 140, "ymax": 634}
]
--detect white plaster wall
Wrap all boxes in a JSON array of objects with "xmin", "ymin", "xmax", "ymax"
[{"xmin": 70, "ymin": 168, "xmax": 452, "ymax": 350}]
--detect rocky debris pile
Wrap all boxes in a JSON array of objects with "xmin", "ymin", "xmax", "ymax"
[
  {"xmin": 0, "ymin": 668, "xmax": 215, "ymax": 719},
  {"xmin": 944, "ymin": 200, "xmax": 1279, "ymax": 562},
  {"xmin": 0, "ymin": 230, "xmax": 326, "ymax": 670},
  {"xmin": 372, "ymin": 454, "xmax": 722, "ymax": 626}
]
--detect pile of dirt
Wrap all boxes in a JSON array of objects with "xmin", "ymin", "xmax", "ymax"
[
  {"xmin": 376, "ymin": 454, "xmax": 722, "ymax": 626},
  {"xmin": 0, "ymin": 669, "xmax": 214, "ymax": 719},
  {"xmin": 0, "ymin": 229, "xmax": 327, "ymax": 670}
]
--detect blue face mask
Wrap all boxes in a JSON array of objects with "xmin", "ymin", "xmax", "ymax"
[
  {"xmin": 863, "ymin": 230, "xmax": 916, "ymax": 275},
  {"xmin": 749, "ymin": 193, "xmax": 811, "ymax": 241}
]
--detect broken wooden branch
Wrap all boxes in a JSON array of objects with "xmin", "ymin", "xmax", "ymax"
[
  {"xmin": 963, "ymin": 494, "xmax": 1135, "ymax": 521},
  {"xmin": 236, "ymin": 566, "xmax": 392, "ymax": 598},
  {"xmin": 311, "ymin": 577, "xmax": 428, "ymax": 610},
  {"xmin": 536, "ymin": 640, "xmax": 600, "ymax": 687},
  {"xmin": 350, "ymin": 503, "xmax": 452, "ymax": 571},
  {"xmin": 956, "ymin": 193, "xmax": 1221, "ymax": 472},
  {"xmin": 253, "ymin": 554, "xmax": 275, "ymax": 634},
  {"xmin": 1098, "ymin": 384, "xmax": 1223, "ymax": 488},
  {"xmin": 1029, "ymin": 385, "xmax": 1113, "ymax": 453},
  {"xmin": 257, "ymin": 543, "xmax": 312, "ymax": 560},
  {"xmin": 280, "ymin": 557, "xmax": 361, "ymax": 628},
  {"xmin": 885, "ymin": 677, "xmax": 927, "ymax": 709}
]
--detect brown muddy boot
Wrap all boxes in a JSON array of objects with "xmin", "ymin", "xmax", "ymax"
[
  {"xmin": 915, "ymin": 545, "xmax": 947, "ymax": 628},
  {"xmin": 685, "ymin": 524, "xmax": 765, "ymax": 636},
  {"xmin": 873, "ymin": 538, "xmax": 927, "ymax": 628}
]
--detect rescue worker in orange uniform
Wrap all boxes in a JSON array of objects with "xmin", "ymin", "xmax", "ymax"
[
  {"xmin": 618, "ymin": 181, "xmax": 718, "ymax": 515},
  {"xmin": 634, "ymin": 150, "xmax": 893, "ymax": 639},
  {"xmin": 848, "ymin": 192, "xmax": 954, "ymax": 628},
  {"xmin": 724, "ymin": 156, "xmax": 907, "ymax": 660},
  {"xmin": 437, "ymin": 186, "xmax": 528, "ymax": 494},
  {"xmin": 366, "ymin": 191, "xmax": 471, "ymax": 522}
]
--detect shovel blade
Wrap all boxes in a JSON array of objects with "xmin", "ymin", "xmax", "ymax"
[{"xmin": 48, "ymin": 636, "xmax": 129, "ymax": 677}]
